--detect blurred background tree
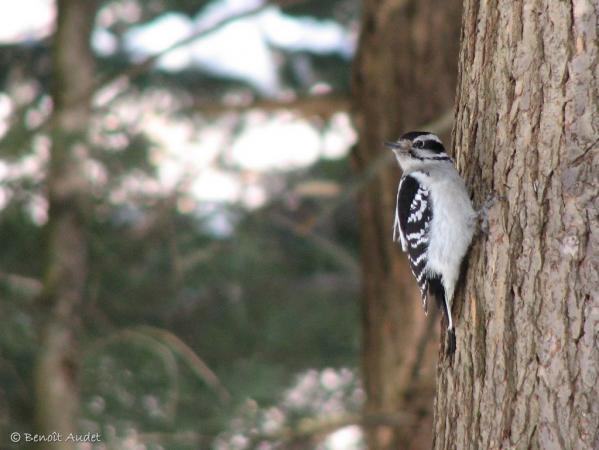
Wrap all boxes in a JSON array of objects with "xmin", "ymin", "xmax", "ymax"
[
  {"xmin": 352, "ymin": 0, "xmax": 461, "ymax": 448},
  {"xmin": 0, "ymin": 0, "xmax": 463, "ymax": 449}
]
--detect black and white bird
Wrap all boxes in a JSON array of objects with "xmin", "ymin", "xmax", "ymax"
[{"xmin": 386, "ymin": 131, "xmax": 476, "ymax": 355}]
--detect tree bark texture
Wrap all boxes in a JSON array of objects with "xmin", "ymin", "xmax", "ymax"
[
  {"xmin": 351, "ymin": 1, "xmax": 462, "ymax": 449},
  {"xmin": 433, "ymin": 1, "xmax": 598, "ymax": 449},
  {"xmin": 34, "ymin": 1, "xmax": 98, "ymax": 448}
]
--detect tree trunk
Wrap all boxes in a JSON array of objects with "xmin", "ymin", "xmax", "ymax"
[
  {"xmin": 433, "ymin": 1, "xmax": 599, "ymax": 449},
  {"xmin": 34, "ymin": 1, "xmax": 98, "ymax": 448},
  {"xmin": 351, "ymin": 1, "xmax": 462, "ymax": 449}
]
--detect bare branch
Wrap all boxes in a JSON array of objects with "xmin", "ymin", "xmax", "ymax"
[
  {"xmin": 87, "ymin": 326, "xmax": 230, "ymax": 404},
  {"xmin": 81, "ymin": 0, "xmax": 309, "ymax": 109},
  {"xmin": 270, "ymin": 212, "xmax": 360, "ymax": 276},
  {"xmin": 137, "ymin": 325, "xmax": 231, "ymax": 403},
  {"xmin": 97, "ymin": 5, "xmax": 269, "ymax": 96},
  {"xmin": 0, "ymin": 271, "xmax": 43, "ymax": 297}
]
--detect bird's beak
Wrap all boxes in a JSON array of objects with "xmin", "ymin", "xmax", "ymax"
[{"xmin": 385, "ymin": 139, "xmax": 411, "ymax": 153}]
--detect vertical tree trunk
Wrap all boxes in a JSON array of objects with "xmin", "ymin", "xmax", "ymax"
[
  {"xmin": 34, "ymin": 1, "xmax": 98, "ymax": 448},
  {"xmin": 433, "ymin": 1, "xmax": 598, "ymax": 449},
  {"xmin": 351, "ymin": 1, "xmax": 462, "ymax": 449}
]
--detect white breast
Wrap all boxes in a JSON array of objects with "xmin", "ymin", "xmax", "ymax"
[{"xmin": 411, "ymin": 167, "xmax": 476, "ymax": 300}]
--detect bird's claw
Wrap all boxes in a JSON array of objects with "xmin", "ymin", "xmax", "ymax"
[{"xmin": 477, "ymin": 193, "xmax": 503, "ymax": 235}]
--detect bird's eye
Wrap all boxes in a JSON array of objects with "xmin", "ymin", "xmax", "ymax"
[{"xmin": 414, "ymin": 141, "xmax": 424, "ymax": 149}]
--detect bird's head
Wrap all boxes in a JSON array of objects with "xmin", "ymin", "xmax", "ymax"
[{"xmin": 385, "ymin": 131, "xmax": 450, "ymax": 171}]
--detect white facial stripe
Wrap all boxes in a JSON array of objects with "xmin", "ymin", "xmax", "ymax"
[{"xmin": 414, "ymin": 133, "xmax": 441, "ymax": 144}]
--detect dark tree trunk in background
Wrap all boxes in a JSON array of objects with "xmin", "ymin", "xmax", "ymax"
[
  {"xmin": 351, "ymin": 1, "xmax": 462, "ymax": 449},
  {"xmin": 433, "ymin": 0, "xmax": 599, "ymax": 449},
  {"xmin": 34, "ymin": 1, "xmax": 98, "ymax": 448}
]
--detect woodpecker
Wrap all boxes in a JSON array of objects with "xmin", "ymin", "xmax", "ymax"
[{"xmin": 386, "ymin": 131, "xmax": 476, "ymax": 355}]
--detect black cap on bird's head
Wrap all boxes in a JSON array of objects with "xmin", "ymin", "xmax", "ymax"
[{"xmin": 385, "ymin": 131, "xmax": 450, "ymax": 169}]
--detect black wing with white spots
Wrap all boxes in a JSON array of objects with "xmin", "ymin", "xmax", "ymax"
[{"xmin": 394, "ymin": 174, "xmax": 433, "ymax": 312}]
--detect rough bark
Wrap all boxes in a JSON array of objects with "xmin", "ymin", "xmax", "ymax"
[
  {"xmin": 34, "ymin": 1, "xmax": 98, "ymax": 448},
  {"xmin": 433, "ymin": 1, "xmax": 599, "ymax": 449},
  {"xmin": 351, "ymin": 1, "xmax": 462, "ymax": 449}
]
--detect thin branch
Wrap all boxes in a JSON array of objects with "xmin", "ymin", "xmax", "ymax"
[
  {"xmin": 0, "ymin": 271, "xmax": 43, "ymax": 297},
  {"xmin": 270, "ymin": 211, "xmax": 360, "ymax": 276},
  {"xmin": 179, "ymin": 241, "xmax": 226, "ymax": 273},
  {"xmin": 136, "ymin": 325, "xmax": 231, "ymax": 403},
  {"xmin": 85, "ymin": 328, "xmax": 181, "ymax": 419},
  {"xmin": 99, "ymin": 5, "xmax": 270, "ymax": 91},
  {"xmin": 16, "ymin": 0, "xmax": 312, "ymax": 136},
  {"xmin": 86, "ymin": 325, "xmax": 230, "ymax": 404},
  {"xmin": 81, "ymin": 0, "xmax": 308, "ymax": 109}
]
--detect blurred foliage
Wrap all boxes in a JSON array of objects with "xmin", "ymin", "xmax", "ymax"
[{"xmin": 0, "ymin": 0, "xmax": 360, "ymax": 448}]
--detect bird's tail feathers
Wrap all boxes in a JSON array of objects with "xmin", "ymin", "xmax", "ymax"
[
  {"xmin": 446, "ymin": 327, "xmax": 456, "ymax": 356},
  {"xmin": 428, "ymin": 275, "xmax": 456, "ymax": 356}
]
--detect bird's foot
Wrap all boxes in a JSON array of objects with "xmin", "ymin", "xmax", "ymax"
[{"xmin": 477, "ymin": 194, "xmax": 503, "ymax": 235}]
